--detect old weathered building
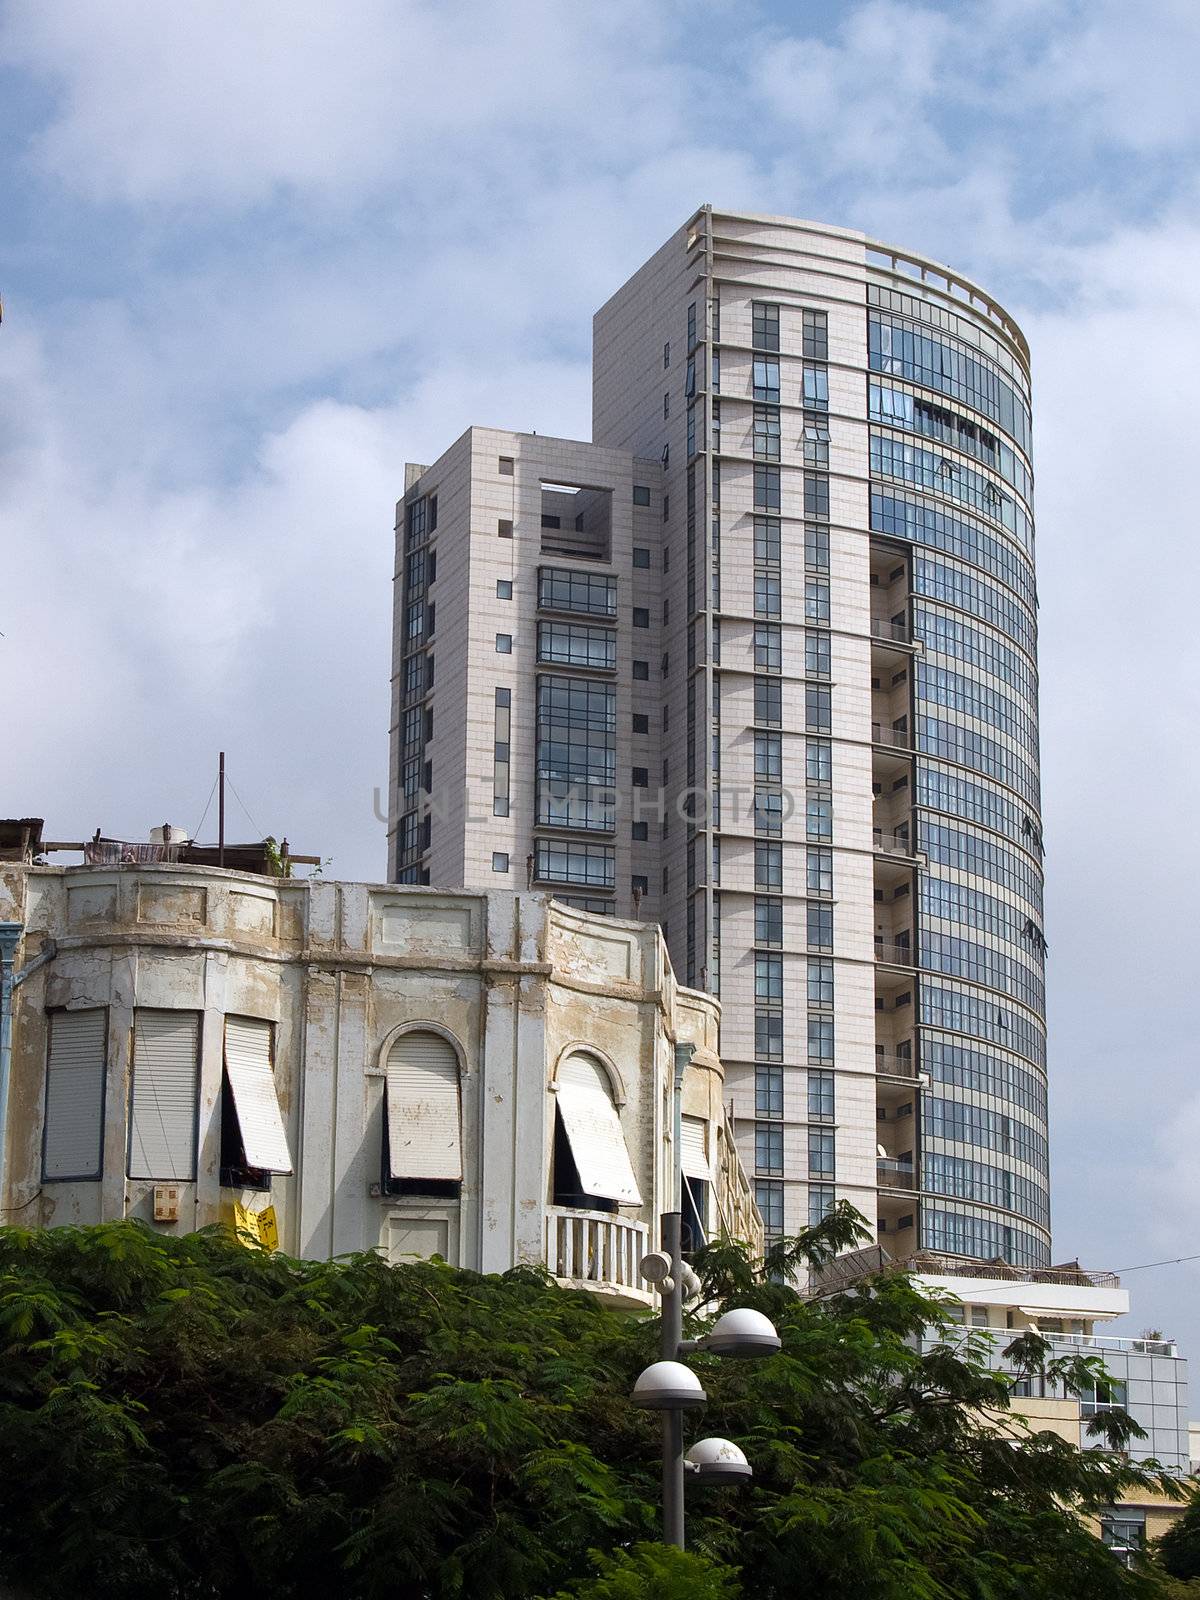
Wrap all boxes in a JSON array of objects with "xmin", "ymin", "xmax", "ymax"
[{"xmin": 0, "ymin": 859, "xmax": 759, "ymax": 1305}]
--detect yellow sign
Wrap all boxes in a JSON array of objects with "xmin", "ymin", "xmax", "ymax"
[{"xmin": 233, "ymin": 1203, "xmax": 279, "ymax": 1252}]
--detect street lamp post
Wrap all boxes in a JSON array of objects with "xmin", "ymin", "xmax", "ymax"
[{"xmin": 634, "ymin": 1209, "xmax": 780, "ymax": 1549}]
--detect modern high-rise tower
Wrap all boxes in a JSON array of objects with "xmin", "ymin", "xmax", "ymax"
[{"xmin": 389, "ymin": 206, "xmax": 1048, "ymax": 1268}]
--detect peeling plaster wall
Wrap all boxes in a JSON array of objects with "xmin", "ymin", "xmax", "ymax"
[{"xmin": 0, "ymin": 865, "xmax": 762, "ymax": 1283}]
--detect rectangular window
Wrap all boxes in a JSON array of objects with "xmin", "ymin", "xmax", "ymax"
[
  {"xmin": 805, "ymin": 630, "xmax": 831, "ymax": 678},
  {"xmin": 754, "ymin": 623, "xmax": 782, "ymax": 673},
  {"xmin": 802, "ymin": 309, "xmax": 829, "ymax": 360},
  {"xmin": 128, "ymin": 1009, "xmax": 199, "ymax": 1181},
  {"xmin": 492, "ymin": 853, "xmax": 509, "ymax": 873},
  {"xmin": 42, "ymin": 1008, "xmax": 107, "ymax": 1181},
  {"xmin": 663, "ymin": 391, "xmax": 670, "ymax": 420},
  {"xmin": 806, "ymin": 739, "xmax": 832, "ymax": 786},
  {"xmin": 222, "ymin": 1016, "xmax": 291, "ymax": 1182},
  {"xmin": 632, "ymin": 607, "xmax": 650, "ymax": 628},
  {"xmin": 752, "ymin": 356, "xmax": 780, "ymax": 404},
  {"xmin": 807, "ymin": 1015, "xmax": 834, "ymax": 1062},
  {"xmin": 803, "ymin": 413, "xmax": 830, "ymax": 468},
  {"xmin": 805, "ymin": 683, "xmax": 832, "ymax": 732},
  {"xmin": 632, "ymin": 767, "xmax": 649, "ymax": 788},
  {"xmin": 754, "ymin": 572, "xmax": 781, "ymax": 619},
  {"xmin": 754, "ymin": 516, "xmax": 781, "ymax": 566},
  {"xmin": 808, "ymin": 1184, "xmax": 835, "ymax": 1228},
  {"xmin": 534, "ymin": 838, "xmax": 615, "ymax": 888},
  {"xmin": 806, "ymin": 797, "xmax": 833, "ymax": 841},
  {"xmin": 496, "ymin": 579, "xmax": 513, "ymax": 600},
  {"xmin": 755, "ymin": 952, "xmax": 784, "ymax": 1003},
  {"xmin": 756, "ymin": 1123, "xmax": 784, "ymax": 1176},
  {"xmin": 633, "ymin": 547, "xmax": 651, "ymax": 568},
  {"xmin": 755, "ymin": 896, "xmax": 783, "ymax": 948},
  {"xmin": 754, "ymin": 464, "xmax": 781, "ymax": 511},
  {"xmin": 756, "ymin": 1178, "xmax": 785, "ymax": 1236},
  {"xmin": 755, "ymin": 1010, "xmax": 784, "ymax": 1060},
  {"xmin": 804, "ymin": 523, "xmax": 830, "ymax": 571},
  {"xmin": 752, "ymin": 301, "xmax": 780, "ymax": 351},
  {"xmin": 688, "ymin": 301, "xmax": 697, "ymax": 350},
  {"xmin": 756, "ymin": 1064, "xmax": 784, "ymax": 1119},
  {"xmin": 535, "ymin": 674, "xmax": 615, "ymax": 833},
  {"xmin": 754, "ymin": 676, "xmax": 782, "ymax": 727},
  {"xmin": 808, "ymin": 1068, "xmax": 835, "ymax": 1121},
  {"xmin": 493, "ymin": 687, "xmax": 511, "ymax": 817},
  {"xmin": 754, "ymin": 788, "xmax": 784, "ymax": 837},
  {"xmin": 803, "ymin": 366, "xmax": 829, "ymax": 410},
  {"xmin": 664, "ymin": 340, "xmax": 671, "ymax": 369},
  {"xmin": 498, "ymin": 518, "xmax": 514, "ymax": 538},
  {"xmin": 807, "ymin": 903, "xmax": 834, "ymax": 951},
  {"xmin": 633, "ymin": 659, "xmax": 649, "ymax": 680},
  {"xmin": 805, "ymin": 475, "xmax": 830, "ymax": 518},
  {"xmin": 808, "ymin": 958, "xmax": 834, "ymax": 1007},
  {"xmin": 633, "ymin": 485, "xmax": 651, "ymax": 506},
  {"xmin": 536, "ymin": 621, "xmax": 616, "ymax": 670},
  {"xmin": 755, "ymin": 841, "xmax": 783, "ymax": 891},
  {"xmin": 495, "ymin": 633, "xmax": 512, "ymax": 654},
  {"xmin": 499, "ymin": 456, "xmax": 515, "ymax": 475},
  {"xmin": 808, "ymin": 1127, "xmax": 835, "ymax": 1181},
  {"xmin": 753, "ymin": 404, "xmax": 781, "ymax": 460},
  {"xmin": 754, "ymin": 731, "xmax": 783, "ymax": 781},
  {"xmin": 538, "ymin": 566, "xmax": 618, "ymax": 617},
  {"xmin": 807, "ymin": 846, "xmax": 833, "ymax": 894},
  {"xmin": 805, "ymin": 578, "xmax": 831, "ymax": 624}
]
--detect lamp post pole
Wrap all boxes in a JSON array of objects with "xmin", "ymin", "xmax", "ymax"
[{"xmin": 660, "ymin": 1208, "xmax": 685, "ymax": 1549}]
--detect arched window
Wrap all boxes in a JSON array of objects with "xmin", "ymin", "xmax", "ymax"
[
  {"xmin": 383, "ymin": 1030, "xmax": 462, "ymax": 1197},
  {"xmin": 552, "ymin": 1051, "xmax": 641, "ymax": 1211}
]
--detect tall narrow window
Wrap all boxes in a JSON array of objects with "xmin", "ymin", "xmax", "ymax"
[
  {"xmin": 42, "ymin": 1008, "xmax": 106, "ymax": 1182},
  {"xmin": 752, "ymin": 302, "xmax": 780, "ymax": 351},
  {"xmin": 222, "ymin": 1016, "xmax": 292, "ymax": 1186},
  {"xmin": 384, "ymin": 1030, "xmax": 463, "ymax": 1194},
  {"xmin": 128, "ymin": 1009, "xmax": 199, "ymax": 1182},
  {"xmin": 554, "ymin": 1052, "xmax": 641, "ymax": 1207},
  {"xmin": 493, "ymin": 687, "xmax": 511, "ymax": 817}
]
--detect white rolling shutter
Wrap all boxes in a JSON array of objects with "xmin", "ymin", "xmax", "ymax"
[
  {"xmin": 43, "ymin": 1009, "xmax": 107, "ymax": 1181},
  {"xmin": 680, "ymin": 1115, "xmax": 709, "ymax": 1180},
  {"xmin": 555, "ymin": 1053, "xmax": 642, "ymax": 1206},
  {"xmin": 223, "ymin": 1017, "xmax": 292, "ymax": 1174},
  {"xmin": 128, "ymin": 1010, "xmax": 199, "ymax": 1181},
  {"xmin": 386, "ymin": 1031, "xmax": 462, "ymax": 1181}
]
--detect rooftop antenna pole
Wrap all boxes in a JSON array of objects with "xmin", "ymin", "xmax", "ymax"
[{"xmin": 218, "ymin": 752, "xmax": 226, "ymax": 868}]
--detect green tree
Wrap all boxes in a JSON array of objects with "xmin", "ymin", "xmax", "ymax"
[
  {"xmin": 1158, "ymin": 1492, "xmax": 1200, "ymax": 1581},
  {"xmin": 0, "ymin": 1212, "xmax": 1182, "ymax": 1599}
]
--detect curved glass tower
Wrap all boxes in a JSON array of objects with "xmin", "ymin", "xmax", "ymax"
[{"xmin": 592, "ymin": 207, "xmax": 1048, "ymax": 1267}]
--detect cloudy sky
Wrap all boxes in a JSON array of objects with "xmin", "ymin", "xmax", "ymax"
[{"xmin": 2, "ymin": 0, "xmax": 1199, "ymax": 1341}]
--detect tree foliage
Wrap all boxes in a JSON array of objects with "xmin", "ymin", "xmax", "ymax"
[
  {"xmin": 1159, "ymin": 1491, "xmax": 1200, "ymax": 1581},
  {"xmin": 0, "ymin": 1211, "xmax": 1182, "ymax": 1599}
]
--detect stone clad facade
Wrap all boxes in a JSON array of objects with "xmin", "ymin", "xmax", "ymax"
[{"xmin": 0, "ymin": 863, "xmax": 759, "ymax": 1305}]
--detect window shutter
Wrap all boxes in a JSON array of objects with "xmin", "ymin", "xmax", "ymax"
[
  {"xmin": 128, "ymin": 1010, "xmax": 199, "ymax": 1181},
  {"xmin": 555, "ymin": 1053, "xmax": 642, "ymax": 1205},
  {"xmin": 680, "ymin": 1114, "xmax": 709, "ymax": 1180},
  {"xmin": 42, "ymin": 1009, "xmax": 106, "ymax": 1181},
  {"xmin": 223, "ymin": 1017, "xmax": 292, "ymax": 1174},
  {"xmin": 386, "ymin": 1031, "xmax": 462, "ymax": 1180}
]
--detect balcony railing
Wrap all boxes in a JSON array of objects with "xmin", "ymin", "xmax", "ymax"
[
  {"xmin": 874, "ymin": 937, "xmax": 916, "ymax": 967},
  {"xmin": 907, "ymin": 1252, "xmax": 1121, "ymax": 1290},
  {"xmin": 872, "ymin": 828, "xmax": 917, "ymax": 856},
  {"xmin": 1055, "ymin": 1332, "xmax": 1178, "ymax": 1358},
  {"xmin": 871, "ymin": 722, "xmax": 912, "ymax": 749},
  {"xmin": 545, "ymin": 1207, "xmax": 652, "ymax": 1303},
  {"xmin": 870, "ymin": 618, "xmax": 911, "ymax": 644},
  {"xmin": 875, "ymin": 1052, "xmax": 919, "ymax": 1079},
  {"xmin": 877, "ymin": 1159, "xmax": 918, "ymax": 1190}
]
